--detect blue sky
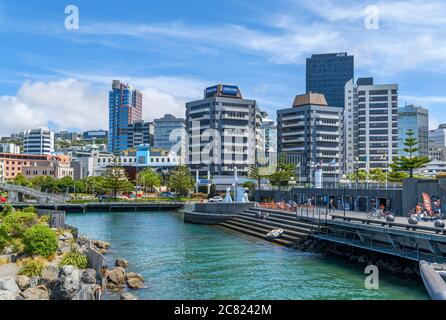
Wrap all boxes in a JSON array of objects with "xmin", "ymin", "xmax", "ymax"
[{"xmin": 0, "ymin": 0, "xmax": 445, "ymax": 135}]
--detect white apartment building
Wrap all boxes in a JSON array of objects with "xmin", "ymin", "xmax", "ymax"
[
  {"xmin": 23, "ymin": 127, "xmax": 55, "ymax": 155},
  {"xmin": 186, "ymin": 85, "xmax": 262, "ymax": 185},
  {"xmin": 0, "ymin": 143, "xmax": 21, "ymax": 154},
  {"xmin": 277, "ymin": 93, "xmax": 344, "ymax": 183},
  {"xmin": 344, "ymin": 78, "xmax": 399, "ymax": 173}
]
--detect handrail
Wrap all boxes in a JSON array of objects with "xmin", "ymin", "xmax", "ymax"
[
  {"xmin": 330, "ymin": 214, "xmax": 446, "ymax": 236},
  {"xmin": 0, "ymin": 182, "xmax": 68, "ymax": 203}
]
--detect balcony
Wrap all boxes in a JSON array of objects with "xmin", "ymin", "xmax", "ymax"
[
  {"xmin": 316, "ymin": 137, "xmax": 340, "ymax": 143},
  {"xmin": 316, "ymin": 121, "xmax": 339, "ymax": 127}
]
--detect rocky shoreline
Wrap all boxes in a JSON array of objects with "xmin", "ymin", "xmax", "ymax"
[
  {"xmin": 296, "ymin": 238, "xmax": 420, "ymax": 278},
  {"xmin": 0, "ymin": 230, "xmax": 144, "ymax": 300}
]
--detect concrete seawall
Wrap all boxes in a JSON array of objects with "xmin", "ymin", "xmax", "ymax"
[{"xmin": 183, "ymin": 203, "xmax": 256, "ymax": 225}]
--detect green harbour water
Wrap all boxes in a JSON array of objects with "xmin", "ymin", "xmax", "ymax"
[{"xmin": 66, "ymin": 211, "xmax": 429, "ymax": 300}]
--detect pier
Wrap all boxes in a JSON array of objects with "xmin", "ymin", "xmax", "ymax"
[
  {"xmin": 4, "ymin": 202, "xmax": 185, "ymax": 213},
  {"xmin": 209, "ymin": 205, "xmax": 446, "ymax": 264}
]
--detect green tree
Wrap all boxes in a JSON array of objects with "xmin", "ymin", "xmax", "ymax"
[
  {"xmin": 347, "ymin": 169, "xmax": 368, "ymax": 183},
  {"xmin": 248, "ymin": 166, "xmax": 262, "ymax": 189},
  {"xmin": 167, "ymin": 165, "xmax": 195, "ymax": 196},
  {"xmin": 391, "ymin": 129, "xmax": 431, "ymax": 178},
  {"xmin": 82, "ymin": 176, "xmax": 107, "ymax": 195},
  {"xmin": 369, "ymin": 168, "xmax": 387, "ymax": 183},
  {"xmin": 138, "ymin": 169, "xmax": 162, "ymax": 193},
  {"xmin": 102, "ymin": 161, "xmax": 134, "ymax": 198},
  {"xmin": 388, "ymin": 170, "xmax": 409, "ymax": 183},
  {"xmin": 268, "ymin": 157, "xmax": 296, "ymax": 190},
  {"xmin": 13, "ymin": 174, "xmax": 31, "ymax": 187}
]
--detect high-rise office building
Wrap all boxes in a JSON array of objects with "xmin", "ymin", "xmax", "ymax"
[
  {"xmin": 185, "ymin": 84, "xmax": 262, "ymax": 180},
  {"xmin": 306, "ymin": 53, "xmax": 354, "ymax": 109},
  {"xmin": 128, "ymin": 121, "xmax": 154, "ymax": 149},
  {"xmin": 259, "ymin": 119, "xmax": 277, "ymax": 166},
  {"xmin": 154, "ymin": 114, "xmax": 186, "ymax": 162},
  {"xmin": 398, "ymin": 105, "xmax": 429, "ymax": 157},
  {"xmin": 108, "ymin": 80, "xmax": 143, "ymax": 154},
  {"xmin": 277, "ymin": 93, "xmax": 344, "ymax": 183},
  {"xmin": 23, "ymin": 127, "xmax": 55, "ymax": 155},
  {"xmin": 344, "ymin": 77, "xmax": 399, "ymax": 173},
  {"xmin": 429, "ymin": 124, "xmax": 446, "ymax": 148}
]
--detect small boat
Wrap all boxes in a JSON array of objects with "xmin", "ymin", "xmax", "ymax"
[
  {"xmin": 419, "ymin": 261, "xmax": 446, "ymax": 300},
  {"xmin": 267, "ymin": 228, "xmax": 284, "ymax": 239}
]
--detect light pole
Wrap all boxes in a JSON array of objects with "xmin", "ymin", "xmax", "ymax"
[
  {"xmin": 308, "ymin": 160, "xmax": 316, "ymax": 188},
  {"xmin": 340, "ymin": 175, "xmax": 349, "ymax": 217},
  {"xmin": 353, "ymin": 157, "xmax": 360, "ymax": 185}
]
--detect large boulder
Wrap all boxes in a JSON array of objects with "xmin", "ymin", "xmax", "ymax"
[
  {"xmin": 126, "ymin": 272, "xmax": 145, "ymax": 289},
  {"xmin": 52, "ymin": 266, "xmax": 81, "ymax": 300},
  {"xmin": 0, "ymin": 277, "xmax": 20, "ymax": 292},
  {"xmin": 39, "ymin": 265, "xmax": 59, "ymax": 289},
  {"xmin": 0, "ymin": 290, "xmax": 22, "ymax": 300},
  {"xmin": 21, "ymin": 285, "xmax": 50, "ymax": 300},
  {"xmin": 81, "ymin": 269, "xmax": 97, "ymax": 285},
  {"xmin": 16, "ymin": 275, "xmax": 31, "ymax": 291},
  {"xmin": 126, "ymin": 272, "xmax": 144, "ymax": 282},
  {"xmin": 106, "ymin": 268, "xmax": 126, "ymax": 289},
  {"xmin": 92, "ymin": 240, "xmax": 111, "ymax": 250},
  {"xmin": 77, "ymin": 236, "xmax": 90, "ymax": 247},
  {"xmin": 127, "ymin": 278, "xmax": 144, "ymax": 289},
  {"xmin": 115, "ymin": 258, "xmax": 129, "ymax": 268},
  {"xmin": 120, "ymin": 292, "xmax": 138, "ymax": 300}
]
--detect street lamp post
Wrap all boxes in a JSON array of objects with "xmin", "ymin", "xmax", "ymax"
[
  {"xmin": 354, "ymin": 157, "xmax": 360, "ymax": 185},
  {"xmin": 340, "ymin": 175, "xmax": 349, "ymax": 217}
]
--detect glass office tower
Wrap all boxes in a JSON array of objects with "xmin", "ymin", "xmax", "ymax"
[
  {"xmin": 398, "ymin": 105, "xmax": 429, "ymax": 156},
  {"xmin": 306, "ymin": 53, "xmax": 354, "ymax": 109},
  {"xmin": 108, "ymin": 80, "xmax": 142, "ymax": 154}
]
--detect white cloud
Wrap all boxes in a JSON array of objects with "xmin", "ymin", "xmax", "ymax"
[
  {"xmin": 0, "ymin": 76, "xmax": 207, "ymax": 136},
  {"xmin": 0, "ymin": 79, "xmax": 107, "ymax": 136}
]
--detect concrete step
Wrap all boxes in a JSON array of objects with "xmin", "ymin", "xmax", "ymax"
[
  {"xmin": 233, "ymin": 215, "xmax": 313, "ymax": 236},
  {"xmin": 242, "ymin": 210, "xmax": 320, "ymax": 231},
  {"xmin": 219, "ymin": 222, "xmax": 297, "ymax": 247},
  {"xmin": 246, "ymin": 207, "xmax": 325, "ymax": 223},
  {"xmin": 222, "ymin": 218, "xmax": 304, "ymax": 243}
]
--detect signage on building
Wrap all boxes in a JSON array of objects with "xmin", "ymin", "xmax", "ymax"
[
  {"xmin": 221, "ymin": 85, "xmax": 239, "ymax": 96},
  {"xmin": 205, "ymin": 86, "xmax": 218, "ymax": 97}
]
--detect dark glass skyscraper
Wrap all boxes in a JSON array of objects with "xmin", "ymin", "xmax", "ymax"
[
  {"xmin": 306, "ymin": 53, "xmax": 354, "ymax": 109},
  {"xmin": 108, "ymin": 80, "xmax": 143, "ymax": 154}
]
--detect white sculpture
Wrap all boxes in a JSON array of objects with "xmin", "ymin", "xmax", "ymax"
[{"xmin": 224, "ymin": 187, "xmax": 233, "ymax": 203}]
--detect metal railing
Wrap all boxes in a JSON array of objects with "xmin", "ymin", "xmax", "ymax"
[{"xmin": 0, "ymin": 182, "xmax": 68, "ymax": 203}]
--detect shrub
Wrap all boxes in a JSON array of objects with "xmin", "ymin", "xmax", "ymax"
[
  {"xmin": 17, "ymin": 257, "xmax": 46, "ymax": 277},
  {"xmin": 0, "ymin": 225, "xmax": 9, "ymax": 251},
  {"xmin": 38, "ymin": 215, "xmax": 50, "ymax": 225},
  {"xmin": 2, "ymin": 211, "xmax": 39, "ymax": 238},
  {"xmin": 23, "ymin": 224, "xmax": 58, "ymax": 258},
  {"xmin": 1, "ymin": 204, "xmax": 15, "ymax": 217},
  {"xmin": 59, "ymin": 252, "xmax": 88, "ymax": 269},
  {"xmin": 22, "ymin": 206, "xmax": 37, "ymax": 214}
]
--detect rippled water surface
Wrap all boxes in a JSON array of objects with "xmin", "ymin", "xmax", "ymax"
[{"xmin": 66, "ymin": 212, "xmax": 428, "ymax": 300}]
